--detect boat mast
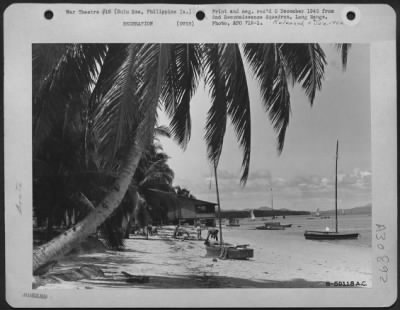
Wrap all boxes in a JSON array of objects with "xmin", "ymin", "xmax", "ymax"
[
  {"xmin": 270, "ymin": 188, "xmax": 274, "ymax": 217},
  {"xmin": 271, "ymin": 188, "xmax": 273, "ymax": 210},
  {"xmin": 213, "ymin": 161, "xmax": 223, "ymax": 245},
  {"xmin": 335, "ymin": 140, "xmax": 339, "ymax": 233}
]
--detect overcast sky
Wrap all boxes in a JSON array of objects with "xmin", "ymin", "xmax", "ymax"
[{"xmin": 158, "ymin": 44, "xmax": 370, "ymax": 212}]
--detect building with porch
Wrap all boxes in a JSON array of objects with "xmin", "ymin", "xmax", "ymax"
[
  {"xmin": 171, "ymin": 196, "xmax": 217, "ymax": 227},
  {"xmin": 145, "ymin": 188, "xmax": 217, "ymax": 226}
]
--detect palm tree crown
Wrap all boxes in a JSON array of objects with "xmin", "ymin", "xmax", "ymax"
[{"xmin": 34, "ymin": 43, "xmax": 349, "ymax": 185}]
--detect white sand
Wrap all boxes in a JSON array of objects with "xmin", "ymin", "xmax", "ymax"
[{"xmin": 36, "ymin": 225, "xmax": 371, "ymax": 289}]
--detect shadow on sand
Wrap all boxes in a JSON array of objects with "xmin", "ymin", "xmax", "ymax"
[{"xmin": 65, "ymin": 274, "xmax": 330, "ymax": 289}]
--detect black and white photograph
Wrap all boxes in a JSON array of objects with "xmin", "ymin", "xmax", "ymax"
[
  {"xmin": 3, "ymin": 3, "xmax": 396, "ymax": 308},
  {"xmin": 31, "ymin": 43, "xmax": 372, "ymax": 289}
]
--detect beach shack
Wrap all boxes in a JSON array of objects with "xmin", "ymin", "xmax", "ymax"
[
  {"xmin": 170, "ymin": 196, "xmax": 217, "ymax": 227},
  {"xmin": 144, "ymin": 188, "xmax": 217, "ymax": 226}
]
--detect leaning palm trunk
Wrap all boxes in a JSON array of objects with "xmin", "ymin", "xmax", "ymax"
[
  {"xmin": 33, "ymin": 44, "xmax": 168, "ymax": 272},
  {"xmin": 120, "ymin": 186, "xmax": 140, "ymax": 238},
  {"xmin": 32, "ymin": 112, "xmax": 156, "ymax": 272}
]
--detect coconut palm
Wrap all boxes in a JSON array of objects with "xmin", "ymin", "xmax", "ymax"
[
  {"xmin": 32, "ymin": 43, "xmax": 350, "ymax": 272},
  {"xmin": 101, "ymin": 139, "xmax": 176, "ymax": 249},
  {"xmin": 174, "ymin": 186, "xmax": 196, "ymax": 199}
]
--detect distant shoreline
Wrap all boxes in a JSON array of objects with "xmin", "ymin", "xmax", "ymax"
[{"xmin": 221, "ymin": 203, "xmax": 372, "ymax": 219}]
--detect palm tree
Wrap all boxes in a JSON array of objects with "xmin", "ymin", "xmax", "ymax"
[
  {"xmin": 174, "ymin": 186, "xmax": 196, "ymax": 199},
  {"xmin": 101, "ymin": 139, "xmax": 176, "ymax": 248},
  {"xmin": 32, "ymin": 43, "xmax": 350, "ymax": 272}
]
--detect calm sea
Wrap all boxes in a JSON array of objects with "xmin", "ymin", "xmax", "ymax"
[{"xmin": 223, "ymin": 213, "xmax": 372, "ymax": 248}]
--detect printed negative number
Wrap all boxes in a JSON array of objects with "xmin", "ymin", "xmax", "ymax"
[{"xmin": 326, "ymin": 281, "xmax": 367, "ymax": 287}]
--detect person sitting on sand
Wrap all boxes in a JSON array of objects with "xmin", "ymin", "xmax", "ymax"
[
  {"xmin": 180, "ymin": 227, "xmax": 190, "ymax": 239},
  {"xmin": 173, "ymin": 224, "xmax": 189, "ymax": 238},
  {"xmin": 173, "ymin": 224, "xmax": 180, "ymax": 238}
]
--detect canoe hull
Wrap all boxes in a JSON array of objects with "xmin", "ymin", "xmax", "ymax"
[
  {"xmin": 263, "ymin": 222, "xmax": 281, "ymax": 226},
  {"xmin": 304, "ymin": 231, "xmax": 359, "ymax": 240},
  {"xmin": 205, "ymin": 243, "xmax": 254, "ymax": 259},
  {"xmin": 256, "ymin": 226, "xmax": 285, "ymax": 230}
]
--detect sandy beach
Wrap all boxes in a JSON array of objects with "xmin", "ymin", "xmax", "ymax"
[{"xmin": 35, "ymin": 217, "xmax": 372, "ymax": 289}]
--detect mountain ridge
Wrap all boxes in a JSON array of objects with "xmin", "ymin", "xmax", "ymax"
[{"xmin": 221, "ymin": 203, "xmax": 372, "ymax": 216}]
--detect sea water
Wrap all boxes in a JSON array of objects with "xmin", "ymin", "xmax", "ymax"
[{"xmin": 223, "ymin": 213, "xmax": 372, "ymax": 248}]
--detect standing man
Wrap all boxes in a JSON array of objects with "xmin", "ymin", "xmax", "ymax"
[{"xmin": 196, "ymin": 224, "xmax": 202, "ymax": 240}]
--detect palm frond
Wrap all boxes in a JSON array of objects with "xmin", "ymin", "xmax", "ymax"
[
  {"xmin": 91, "ymin": 44, "xmax": 142, "ymax": 167},
  {"xmin": 281, "ymin": 43, "xmax": 326, "ymax": 105},
  {"xmin": 154, "ymin": 125, "xmax": 171, "ymax": 139},
  {"xmin": 270, "ymin": 48, "xmax": 291, "ymax": 153},
  {"xmin": 161, "ymin": 44, "xmax": 202, "ymax": 148},
  {"xmin": 33, "ymin": 44, "xmax": 108, "ymax": 155},
  {"xmin": 139, "ymin": 167, "xmax": 174, "ymax": 187},
  {"xmin": 32, "ymin": 44, "xmax": 70, "ymax": 95},
  {"xmin": 335, "ymin": 43, "xmax": 351, "ymax": 70},
  {"xmin": 135, "ymin": 44, "xmax": 171, "ymax": 147},
  {"xmin": 87, "ymin": 44, "xmax": 129, "ymax": 116},
  {"xmin": 221, "ymin": 44, "xmax": 251, "ymax": 184},
  {"xmin": 203, "ymin": 44, "xmax": 227, "ymax": 166},
  {"xmin": 243, "ymin": 44, "xmax": 290, "ymax": 153},
  {"xmin": 243, "ymin": 43, "xmax": 276, "ymax": 99}
]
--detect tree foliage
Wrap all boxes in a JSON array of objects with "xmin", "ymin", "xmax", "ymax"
[{"xmin": 33, "ymin": 43, "xmax": 350, "ymax": 249}]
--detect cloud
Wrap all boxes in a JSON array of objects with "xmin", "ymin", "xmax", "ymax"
[
  {"xmin": 338, "ymin": 168, "xmax": 371, "ymax": 190},
  {"xmin": 249, "ymin": 170, "xmax": 272, "ymax": 181},
  {"xmin": 181, "ymin": 167, "xmax": 371, "ymax": 210}
]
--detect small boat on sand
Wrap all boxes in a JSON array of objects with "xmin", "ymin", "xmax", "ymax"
[
  {"xmin": 205, "ymin": 242, "xmax": 254, "ymax": 259},
  {"xmin": 205, "ymin": 164, "xmax": 254, "ymax": 260}
]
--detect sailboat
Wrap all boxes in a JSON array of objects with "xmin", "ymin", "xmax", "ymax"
[
  {"xmin": 256, "ymin": 188, "xmax": 291, "ymax": 230},
  {"xmin": 250, "ymin": 209, "xmax": 256, "ymax": 221},
  {"xmin": 304, "ymin": 141, "xmax": 359, "ymax": 240},
  {"xmin": 271, "ymin": 188, "xmax": 277, "ymax": 220},
  {"xmin": 204, "ymin": 163, "xmax": 254, "ymax": 259}
]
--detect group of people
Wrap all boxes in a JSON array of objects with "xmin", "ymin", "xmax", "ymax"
[
  {"xmin": 132, "ymin": 223, "xmax": 219, "ymax": 241},
  {"xmin": 131, "ymin": 224, "xmax": 158, "ymax": 237},
  {"xmin": 173, "ymin": 223, "xmax": 219, "ymax": 242}
]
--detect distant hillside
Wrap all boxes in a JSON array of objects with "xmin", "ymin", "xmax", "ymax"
[
  {"xmin": 220, "ymin": 203, "xmax": 371, "ymax": 218},
  {"xmin": 220, "ymin": 207, "xmax": 310, "ymax": 219},
  {"xmin": 319, "ymin": 203, "xmax": 372, "ymax": 216}
]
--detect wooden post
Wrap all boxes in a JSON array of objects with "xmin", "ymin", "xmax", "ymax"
[{"xmin": 213, "ymin": 162, "xmax": 223, "ymax": 245}]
